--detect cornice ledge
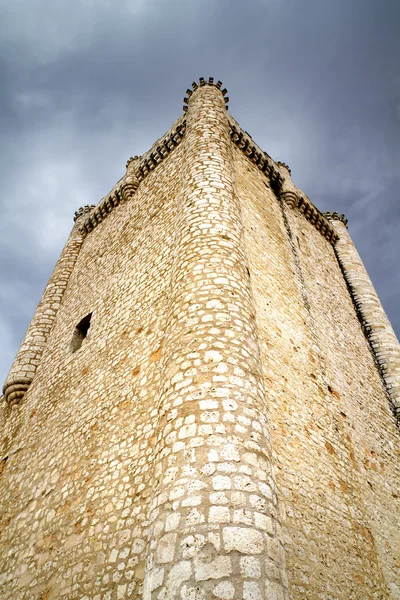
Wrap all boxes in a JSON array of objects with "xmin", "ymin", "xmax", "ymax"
[
  {"xmin": 323, "ymin": 211, "xmax": 348, "ymax": 228},
  {"xmin": 228, "ymin": 117, "xmax": 338, "ymax": 245},
  {"xmin": 183, "ymin": 77, "xmax": 229, "ymax": 112},
  {"xmin": 79, "ymin": 116, "xmax": 187, "ymax": 237},
  {"xmin": 74, "ymin": 205, "xmax": 96, "ymax": 222},
  {"xmin": 295, "ymin": 196, "xmax": 339, "ymax": 245},
  {"xmin": 228, "ymin": 117, "xmax": 283, "ymax": 190},
  {"xmin": 276, "ymin": 161, "xmax": 291, "ymax": 175},
  {"xmin": 2, "ymin": 376, "xmax": 32, "ymax": 407}
]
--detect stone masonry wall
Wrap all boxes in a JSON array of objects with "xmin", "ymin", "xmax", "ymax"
[
  {"xmin": 142, "ymin": 83, "xmax": 288, "ymax": 600},
  {"xmin": 328, "ymin": 217, "xmax": 400, "ymax": 418},
  {"xmin": 233, "ymin": 145, "xmax": 400, "ymax": 599},
  {"xmin": 1, "ymin": 81, "xmax": 399, "ymax": 600},
  {"xmin": 2, "ymin": 208, "xmax": 93, "ymax": 406},
  {"xmin": 0, "ymin": 137, "xmax": 184, "ymax": 599},
  {"xmin": 284, "ymin": 207, "xmax": 400, "ymax": 598},
  {"xmin": 0, "ymin": 84, "xmax": 289, "ymax": 600}
]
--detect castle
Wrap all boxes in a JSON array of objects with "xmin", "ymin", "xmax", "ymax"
[{"xmin": 1, "ymin": 78, "xmax": 399, "ymax": 600}]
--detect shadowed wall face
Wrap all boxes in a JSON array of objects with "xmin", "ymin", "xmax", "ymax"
[{"xmin": 233, "ymin": 146, "xmax": 400, "ymax": 597}]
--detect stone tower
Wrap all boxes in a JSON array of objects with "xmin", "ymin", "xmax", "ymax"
[{"xmin": 1, "ymin": 79, "xmax": 400, "ymax": 600}]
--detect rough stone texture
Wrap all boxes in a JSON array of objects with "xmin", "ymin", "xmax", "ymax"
[
  {"xmin": 0, "ymin": 120, "xmax": 185, "ymax": 599},
  {"xmin": 2, "ymin": 207, "xmax": 93, "ymax": 406},
  {"xmin": 142, "ymin": 82, "xmax": 287, "ymax": 600},
  {"xmin": 1, "ymin": 79, "xmax": 399, "ymax": 600},
  {"xmin": 233, "ymin": 146, "xmax": 400, "ymax": 598},
  {"xmin": 328, "ymin": 217, "xmax": 400, "ymax": 418}
]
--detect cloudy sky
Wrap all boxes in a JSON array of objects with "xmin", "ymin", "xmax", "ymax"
[{"xmin": 0, "ymin": 0, "xmax": 399, "ymax": 385}]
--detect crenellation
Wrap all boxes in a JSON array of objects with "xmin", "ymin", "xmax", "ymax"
[
  {"xmin": 275, "ymin": 161, "xmax": 291, "ymax": 175},
  {"xmin": 323, "ymin": 211, "xmax": 348, "ymax": 227},
  {"xmin": 1, "ymin": 78, "xmax": 399, "ymax": 600},
  {"xmin": 2, "ymin": 208, "xmax": 90, "ymax": 406},
  {"xmin": 229, "ymin": 119, "xmax": 341, "ymax": 245},
  {"xmin": 80, "ymin": 117, "xmax": 186, "ymax": 238},
  {"xmin": 73, "ymin": 204, "xmax": 96, "ymax": 222}
]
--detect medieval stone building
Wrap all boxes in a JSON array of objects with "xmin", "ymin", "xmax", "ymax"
[{"xmin": 1, "ymin": 79, "xmax": 399, "ymax": 600}]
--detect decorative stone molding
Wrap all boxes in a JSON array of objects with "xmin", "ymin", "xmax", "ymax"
[
  {"xmin": 228, "ymin": 118, "xmax": 338, "ymax": 245},
  {"xmin": 228, "ymin": 121, "xmax": 282, "ymax": 189},
  {"xmin": 183, "ymin": 77, "xmax": 229, "ymax": 112},
  {"xmin": 79, "ymin": 118, "xmax": 186, "ymax": 237},
  {"xmin": 74, "ymin": 205, "xmax": 96, "ymax": 222},
  {"xmin": 2, "ymin": 377, "xmax": 31, "ymax": 407},
  {"xmin": 276, "ymin": 161, "xmax": 292, "ymax": 175},
  {"xmin": 120, "ymin": 180, "xmax": 139, "ymax": 203},
  {"xmin": 281, "ymin": 190, "xmax": 299, "ymax": 209},
  {"xmin": 323, "ymin": 211, "xmax": 348, "ymax": 227},
  {"xmin": 3, "ymin": 216, "xmax": 86, "ymax": 406},
  {"xmin": 296, "ymin": 196, "xmax": 339, "ymax": 243}
]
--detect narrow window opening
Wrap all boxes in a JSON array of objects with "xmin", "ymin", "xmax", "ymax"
[{"xmin": 70, "ymin": 313, "xmax": 92, "ymax": 353}]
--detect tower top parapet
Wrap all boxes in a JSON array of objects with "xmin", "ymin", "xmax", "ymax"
[
  {"xmin": 73, "ymin": 205, "xmax": 96, "ymax": 222},
  {"xmin": 323, "ymin": 211, "xmax": 348, "ymax": 227},
  {"xmin": 73, "ymin": 79, "xmax": 346, "ymax": 247},
  {"xmin": 276, "ymin": 161, "xmax": 291, "ymax": 175},
  {"xmin": 183, "ymin": 77, "xmax": 229, "ymax": 112}
]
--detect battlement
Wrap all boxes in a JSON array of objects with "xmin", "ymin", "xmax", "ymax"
[
  {"xmin": 228, "ymin": 117, "xmax": 339, "ymax": 245},
  {"xmin": 78, "ymin": 116, "xmax": 186, "ymax": 237},
  {"xmin": 77, "ymin": 79, "xmax": 340, "ymax": 248},
  {"xmin": 183, "ymin": 76, "xmax": 229, "ymax": 111},
  {"xmin": 73, "ymin": 204, "xmax": 96, "ymax": 222},
  {"xmin": 323, "ymin": 211, "xmax": 349, "ymax": 227}
]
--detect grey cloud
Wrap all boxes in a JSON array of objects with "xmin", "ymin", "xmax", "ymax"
[{"xmin": 0, "ymin": 0, "xmax": 399, "ymax": 383}]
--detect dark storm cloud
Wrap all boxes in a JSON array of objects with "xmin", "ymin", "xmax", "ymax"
[{"xmin": 0, "ymin": 0, "xmax": 399, "ymax": 383}]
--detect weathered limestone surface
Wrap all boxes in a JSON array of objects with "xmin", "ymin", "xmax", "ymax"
[
  {"xmin": 0, "ymin": 80, "xmax": 399, "ymax": 600},
  {"xmin": 327, "ymin": 216, "xmax": 400, "ymax": 418},
  {"xmin": 2, "ymin": 206, "xmax": 94, "ymax": 406},
  {"xmin": 0, "ymin": 131, "xmax": 184, "ymax": 599},
  {"xmin": 143, "ymin": 83, "xmax": 288, "ymax": 600},
  {"xmin": 235, "ymin": 143, "xmax": 400, "ymax": 597}
]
